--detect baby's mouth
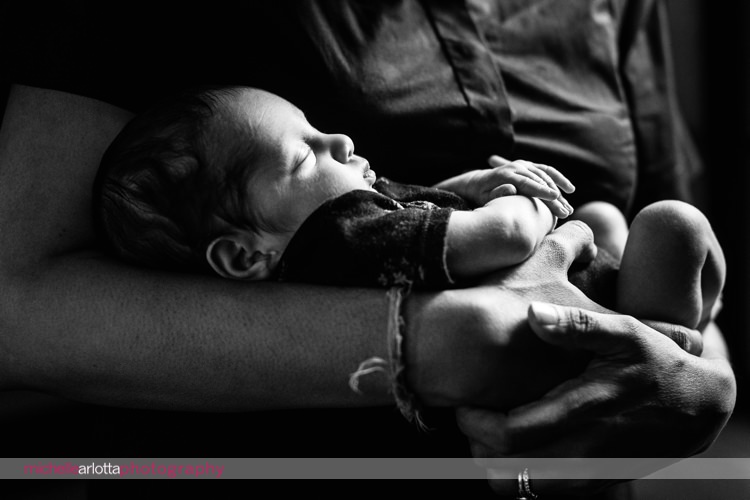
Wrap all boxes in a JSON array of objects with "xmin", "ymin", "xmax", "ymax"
[{"xmin": 363, "ymin": 163, "xmax": 376, "ymax": 180}]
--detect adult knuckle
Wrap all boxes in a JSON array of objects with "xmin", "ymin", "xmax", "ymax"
[
  {"xmin": 538, "ymin": 237, "xmax": 566, "ymax": 267},
  {"xmin": 620, "ymin": 315, "xmax": 642, "ymax": 336},
  {"xmin": 571, "ymin": 308, "xmax": 596, "ymax": 333},
  {"xmin": 566, "ymin": 220, "xmax": 594, "ymax": 239},
  {"xmin": 668, "ymin": 325, "xmax": 689, "ymax": 350},
  {"xmin": 620, "ymin": 315, "xmax": 651, "ymax": 352}
]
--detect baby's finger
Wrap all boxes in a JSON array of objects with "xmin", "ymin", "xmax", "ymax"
[
  {"xmin": 514, "ymin": 170, "xmax": 560, "ymax": 199},
  {"xmin": 488, "ymin": 184, "xmax": 517, "ymax": 199},
  {"xmin": 527, "ymin": 164, "xmax": 563, "ymax": 195},
  {"xmin": 556, "ymin": 194, "xmax": 574, "ymax": 214},
  {"xmin": 543, "ymin": 199, "xmax": 572, "ymax": 219},
  {"xmin": 488, "ymin": 155, "xmax": 512, "ymax": 168},
  {"xmin": 535, "ymin": 164, "xmax": 575, "ymax": 194}
]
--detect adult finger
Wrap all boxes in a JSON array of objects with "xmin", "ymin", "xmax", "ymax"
[
  {"xmin": 456, "ymin": 304, "xmax": 639, "ymax": 452},
  {"xmin": 494, "ymin": 303, "xmax": 677, "ymax": 448},
  {"xmin": 528, "ymin": 303, "xmax": 702, "ymax": 359},
  {"xmin": 489, "ymin": 304, "xmax": 725, "ymax": 452},
  {"xmin": 456, "ymin": 406, "xmax": 511, "ymax": 452},
  {"xmin": 528, "ymin": 302, "xmax": 645, "ymax": 354},
  {"xmin": 641, "ymin": 319, "xmax": 703, "ymax": 356},
  {"xmin": 541, "ymin": 221, "xmax": 598, "ymax": 270},
  {"xmin": 457, "ymin": 408, "xmax": 624, "ymax": 497}
]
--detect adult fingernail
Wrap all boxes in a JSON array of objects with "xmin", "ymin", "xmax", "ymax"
[{"xmin": 530, "ymin": 302, "xmax": 559, "ymax": 325}]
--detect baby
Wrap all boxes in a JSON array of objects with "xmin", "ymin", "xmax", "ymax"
[{"xmin": 93, "ymin": 86, "xmax": 725, "ymax": 330}]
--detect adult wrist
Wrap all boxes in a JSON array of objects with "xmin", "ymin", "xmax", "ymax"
[{"xmin": 401, "ymin": 288, "xmax": 495, "ymax": 407}]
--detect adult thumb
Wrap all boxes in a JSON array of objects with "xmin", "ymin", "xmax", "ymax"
[{"xmin": 527, "ymin": 302, "xmax": 642, "ymax": 356}]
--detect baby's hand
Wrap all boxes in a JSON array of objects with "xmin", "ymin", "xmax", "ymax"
[{"xmin": 474, "ymin": 156, "xmax": 575, "ymax": 218}]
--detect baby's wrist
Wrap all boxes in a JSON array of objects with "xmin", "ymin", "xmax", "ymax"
[{"xmin": 468, "ymin": 170, "xmax": 493, "ymax": 202}]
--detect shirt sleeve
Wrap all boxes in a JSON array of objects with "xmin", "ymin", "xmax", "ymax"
[
  {"xmin": 276, "ymin": 189, "xmax": 456, "ymax": 289},
  {"xmin": 372, "ymin": 177, "xmax": 472, "ymax": 210}
]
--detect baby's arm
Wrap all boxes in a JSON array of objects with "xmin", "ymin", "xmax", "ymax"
[
  {"xmin": 434, "ymin": 156, "xmax": 575, "ymax": 218},
  {"xmin": 446, "ymin": 195, "xmax": 556, "ymax": 279}
]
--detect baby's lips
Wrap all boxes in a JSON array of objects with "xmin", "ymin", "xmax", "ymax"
[{"xmin": 361, "ymin": 160, "xmax": 376, "ymax": 179}]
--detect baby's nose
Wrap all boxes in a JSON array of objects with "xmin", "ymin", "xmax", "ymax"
[{"xmin": 328, "ymin": 134, "xmax": 355, "ymax": 163}]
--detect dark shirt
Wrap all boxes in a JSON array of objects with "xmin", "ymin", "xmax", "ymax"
[{"xmin": 278, "ymin": 178, "xmax": 470, "ymax": 288}]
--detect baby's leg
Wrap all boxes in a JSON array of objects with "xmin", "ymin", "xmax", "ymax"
[
  {"xmin": 617, "ymin": 200, "xmax": 726, "ymax": 330},
  {"xmin": 571, "ymin": 201, "xmax": 629, "ymax": 260}
]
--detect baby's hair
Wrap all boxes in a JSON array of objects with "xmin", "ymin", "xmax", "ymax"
[{"xmin": 93, "ymin": 85, "xmax": 260, "ymax": 273}]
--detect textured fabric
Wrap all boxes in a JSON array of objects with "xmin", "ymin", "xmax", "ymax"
[{"xmin": 278, "ymin": 178, "xmax": 469, "ymax": 288}]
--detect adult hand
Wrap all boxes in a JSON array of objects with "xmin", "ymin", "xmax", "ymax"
[
  {"xmin": 405, "ymin": 221, "xmax": 602, "ymax": 408},
  {"xmin": 456, "ymin": 304, "xmax": 736, "ymax": 497}
]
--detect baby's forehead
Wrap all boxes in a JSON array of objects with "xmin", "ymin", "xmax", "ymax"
[
  {"xmin": 208, "ymin": 91, "xmax": 265, "ymax": 132},
  {"xmin": 216, "ymin": 89, "xmax": 307, "ymax": 143},
  {"xmin": 230, "ymin": 88, "xmax": 302, "ymax": 120}
]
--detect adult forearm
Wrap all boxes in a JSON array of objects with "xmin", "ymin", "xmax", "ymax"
[
  {"xmin": 1, "ymin": 254, "xmax": 394, "ymax": 411},
  {"xmin": 3, "ymin": 251, "xmax": 590, "ymax": 413},
  {"xmin": 0, "ymin": 85, "xmax": 400, "ymax": 411}
]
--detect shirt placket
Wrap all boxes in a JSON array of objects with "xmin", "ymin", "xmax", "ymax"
[{"xmin": 424, "ymin": 0, "xmax": 515, "ymax": 157}]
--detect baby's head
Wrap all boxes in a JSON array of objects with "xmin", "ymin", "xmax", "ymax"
[{"xmin": 94, "ymin": 86, "xmax": 376, "ymax": 279}]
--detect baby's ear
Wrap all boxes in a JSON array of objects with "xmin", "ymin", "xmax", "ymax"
[{"xmin": 206, "ymin": 234, "xmax": 279, "ymax": 281}]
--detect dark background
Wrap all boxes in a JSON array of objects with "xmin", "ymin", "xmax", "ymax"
[{"xmin": 667, "ymin": 0, "xmax": 750, "ymax": 412}]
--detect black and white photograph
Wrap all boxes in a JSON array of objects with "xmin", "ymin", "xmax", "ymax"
[{"xmin": 1, "ymin": 0, "xmax": 748, "ymax": 498}]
